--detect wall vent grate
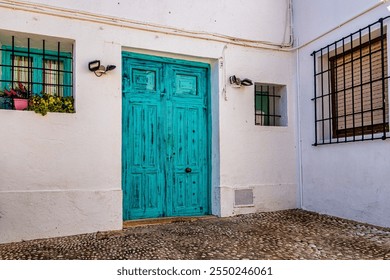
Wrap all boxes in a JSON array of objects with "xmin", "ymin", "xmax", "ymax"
[{"xmin": 234, "ymin": 189, "xmax": 254, "ymax": 207}]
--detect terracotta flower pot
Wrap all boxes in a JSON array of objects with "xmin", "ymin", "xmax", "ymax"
[{"xmin": 13, "ymin": 98, "xmax": 28, "ymax": 110}]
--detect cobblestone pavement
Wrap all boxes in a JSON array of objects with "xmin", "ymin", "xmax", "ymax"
[{"xmin": 1, "ymin": 209, "xmax": 390, "ymax": 260}]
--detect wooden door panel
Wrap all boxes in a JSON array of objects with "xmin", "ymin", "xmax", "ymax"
[
  {"xmin": 123, "ymin": 59, "xmax": 163, "ymax": 95},
  {"xmin": 122, "ymin": 59, "xmax": 164, "ymax": 220},
  {"xmin": 171, "ymin": 172, "xmax": 205, "ymax": 216},
  {"xmin": 170, "ymin": 105, "xmax": 208, "ymax": 216},
  {"xmin": 171, "ymin": 66, "xmax": 206, "ymax": 101},
  {"xmin": 130, "ymin": 104, "xmax": 159, "ymax": 169},
  {"xmin": 123, "ymin": 102, "xmax": 164, "ymax": 219},
  {"xmin": 168, "ymin": 64, "xmax": 209, "ymax": 216}
]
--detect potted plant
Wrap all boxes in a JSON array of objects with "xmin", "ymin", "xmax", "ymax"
[
  {"xmin": 4, "ymin": 82, "xmax": 29, "ymax": 110},
  {"xmin": 29, "ymin": 93, "xmax": 75, "ymax": 116},
  {"xmin": 0, "ymin": 90, "xmax": 13, "ymax": 110}
]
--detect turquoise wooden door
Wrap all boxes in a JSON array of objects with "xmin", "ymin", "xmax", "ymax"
[{"xmin": 122, "ymin": 53, "xmax": 210, "ymax": 220}]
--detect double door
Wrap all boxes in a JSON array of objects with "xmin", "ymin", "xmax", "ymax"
[{"xmin": 122, "ymin": 53, "xmax": 210, "ymax": 220}]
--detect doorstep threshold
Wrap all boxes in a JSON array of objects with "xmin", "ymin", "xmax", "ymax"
[{"xmin": 123, "ymin": 215, "xmax": 216, "ymax": 228}]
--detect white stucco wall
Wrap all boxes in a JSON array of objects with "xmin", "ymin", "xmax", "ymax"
[
  {"xmin": 219, "ymin": 46, "xmax": 297, "ymax": 216},
  {"xmin": 294, "ymin": 0, "xmax": 390, "ymax": 227},
  {"xmin": 293, "ymin": 0, "xmax": 380, "ymax": 46},
  {"xmin": 0, "ymin": 0, "xmax": 297, "ymax": 243},
  {"xmin": 19, "ymin": 0, "xmax": 292, "ymax": 44}
]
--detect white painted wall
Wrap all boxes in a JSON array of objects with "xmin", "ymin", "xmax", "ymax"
[
  {"xmin": 0, "ymin": 0, "xmax": 297, "ymax": 243},
  {"xmin": 19, "ymin": 0, "xmax": 292, "ymax": 44},
  {"xmin": 219, "ymin": 46, "xmax": 297, "ymax": 216},
  {"xmin": 294, "ymin": 0, "xmax": 390, "ymax": 227},
  {"xmin": 293, "ymin": 0, "xmax": 380, "ymax": 46}
]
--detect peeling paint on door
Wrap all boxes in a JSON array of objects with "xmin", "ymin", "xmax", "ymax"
[{"xmin": 122, "ymin": 52, "xmax": 210, "ymax": 220}]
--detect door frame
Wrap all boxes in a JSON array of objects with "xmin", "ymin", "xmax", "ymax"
[{"xmin": 121, "ymin": 51, "xmax": 212, "ymax": 220}]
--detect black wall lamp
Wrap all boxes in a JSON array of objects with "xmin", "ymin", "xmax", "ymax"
[
  {"xmin": 88, "ymin": 60, "xmax": 116, "ymax": 77},
  {"xmin": 229, "ymin": 75, "xmax": 253, "ymax": 87}
]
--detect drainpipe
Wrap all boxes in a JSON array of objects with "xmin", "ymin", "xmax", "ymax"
[
  {"xmin": 292, "ymin": 0, "xmax": 303, "ymax": 209},
  {"xmin": 295, "ymin": 38, "xmax": 304, "ymax": 210}
]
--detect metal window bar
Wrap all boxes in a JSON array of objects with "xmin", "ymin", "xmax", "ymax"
[
  {"xmin": 342, "ymin": 37, "xmax": 347, "ymax": 142},
  {"xmin": 369, "ymin": 26, "xmax": 374, "ymax": 139},
  {"xmin": 0, "ymin": 35, "xmax": 73, "ymax": 100},
  {"xmin": 311, "ymin": 17, "xmax": 390, "ymax": 145},
  {"xmin": 350, "ymin": 33, "xmax": 356, "ymax": 141},
  {"xmin": 313, "ymin": 51, "xmax": 318, "ymax": 145},
  {"xmin": 57, "ymin": 42, "xmax": 61, "ymax": 96},
  {"xmin": 334, "ymin": 41, "xmax": 339, "ymax": 143},
  {"xmin": 267, "ymin": 85, "xmax": 270, "ymax": 125},
  {"xmin": 43, "ymin": 40, "xmax": 45, "ymax": 97},
  {"xmin": 28, "ymin": 38, "xmax": 31, "ymax": 96},
  {"xmin": 380, "ymin": 18, "xmax": 387, "ymax": 140},
  {"xmin": 273, "ymin": 86, "xmax": 276, "ymax": 125},
  {"xmin": 11, "ymin": 36, "xmax": 14, "ymax": 87},
  {"xmin": 359, "ymin": 29, "xmax": 364, "ymax": 141},
  {"xmin": 320, "ymin": 48, "xmax": 325, "ymax": 144},
  {"xmin": 327, "ymin": 45, "xmax": 332, "ymax": 144}
]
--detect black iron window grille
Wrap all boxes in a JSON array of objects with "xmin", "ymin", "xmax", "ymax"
[
  {"xmin": 255, "ymin": 83, "xmax": 287, "ymax": 126},
  {"xmin": 0, "ymin": 32, "xmax": 73, "ymax": 111},
  {"xmin": 312, "ymin": 17, "xmax": 389, "ymax": 145}
]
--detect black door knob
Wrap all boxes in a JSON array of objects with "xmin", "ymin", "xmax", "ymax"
[{"xmin": 185, "ymin": 167, "xmax": 192, "ymax": 173}]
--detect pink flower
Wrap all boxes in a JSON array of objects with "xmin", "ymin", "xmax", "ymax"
[{"xmin": 18, "ymin": 82, "xmax": 25, "ymax": 91}]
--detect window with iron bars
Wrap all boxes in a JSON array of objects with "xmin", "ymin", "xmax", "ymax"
[
  {"xmin": 255, "ymin": 83, "xmax": 287, "ymax": 126},
  {"xmin": 312, "ymin": 18, "xmax": 389, "ymax": 145},
  {"xmin": 0, "ymin": 31, "xmax": 73, "ymax": 112}
]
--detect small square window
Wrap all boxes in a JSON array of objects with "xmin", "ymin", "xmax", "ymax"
[
  {"xmin": 255, "ymin": 83, "xmax": 287, "ymax": 126},
  {"xmin": 0, "ymin": 31, "xmax": 74, "ymax": 113}
]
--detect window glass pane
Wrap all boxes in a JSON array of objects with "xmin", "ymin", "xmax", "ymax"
[
  {"xmin": 255, "ymin": 89, "xmax": 269, "ymax": 126},
  {"xmin": 333, "ymin": 39, "xmax": 388, "ymax": 132},
  {"xmin": 44, "ymin": 59, "xmax": 64, "ymax": 96},
  {"xmin": 330, "ymin": 37, "xmax": 388, "ymax": 137},
  {"xmin": 13, "ymin": 55, "xmax": 32, "ymax": 86}
]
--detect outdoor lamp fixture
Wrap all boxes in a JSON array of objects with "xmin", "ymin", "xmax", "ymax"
[
  {"xmin": 88, "ymin": 60, "xmax": 116, "ymax": 77},
  {"xmin": 229, "ymin": 75, "xmax": 253, "ymax": 87}
]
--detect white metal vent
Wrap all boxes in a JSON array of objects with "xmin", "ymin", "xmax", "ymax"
[{"xmin": 234, "ymin": 189, "xmax": 254, "ymax": 207}]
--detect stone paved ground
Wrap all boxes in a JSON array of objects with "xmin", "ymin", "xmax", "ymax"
[{"xmin": 1, "ymin": 209, "xmax": 390, "ymax": 260}]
